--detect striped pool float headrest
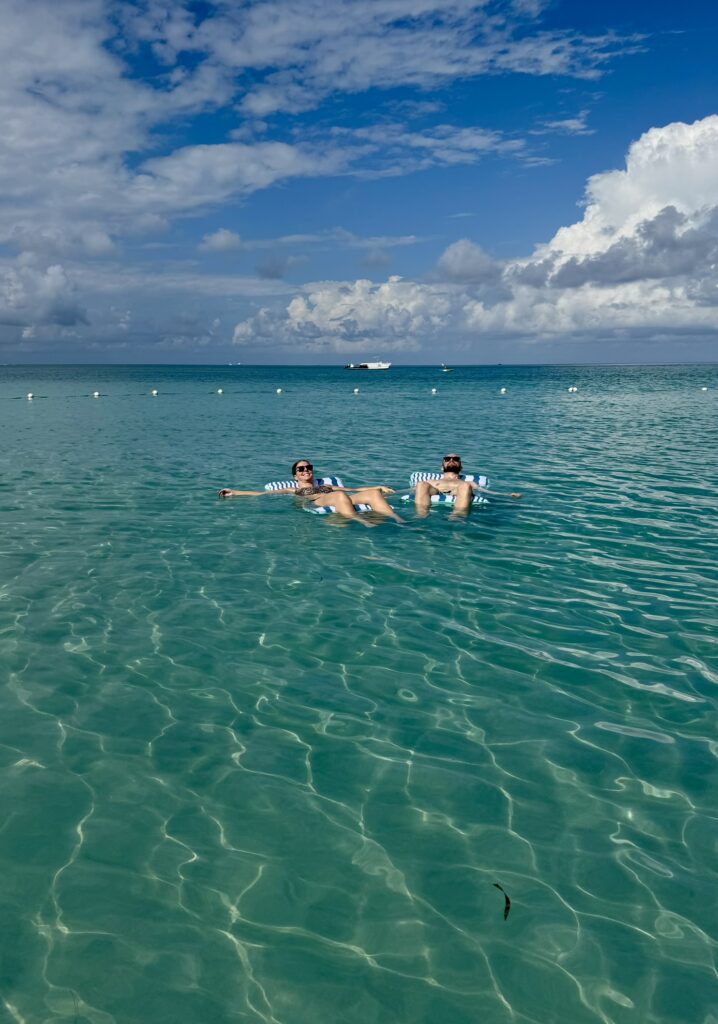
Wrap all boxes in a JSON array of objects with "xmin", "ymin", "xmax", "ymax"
[
  {"xmin": 410, "ymin": 471, "xmax": 489, "ymax": 488},
  {"xmin": 264, "ymin": 476, "xmax": 344, "ymax": 491}
]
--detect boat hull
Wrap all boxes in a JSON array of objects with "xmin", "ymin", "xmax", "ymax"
[{"xmin": 344, "ymin": 362, "xmax": 391, "ymax": 370}]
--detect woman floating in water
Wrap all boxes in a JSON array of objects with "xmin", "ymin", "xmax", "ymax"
[{"xmin": 219, "ymin": 460, "xmax": 404, "ymax": 525}]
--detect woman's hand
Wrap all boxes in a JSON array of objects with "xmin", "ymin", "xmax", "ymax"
[{"xmin": 379, "ymin": 486, "xmax": 395, "ymax": 495}]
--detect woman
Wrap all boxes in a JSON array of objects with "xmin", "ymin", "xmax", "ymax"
[{"xmin": 219, "ymin": 460, "xmax": 403, "ymax": 524}]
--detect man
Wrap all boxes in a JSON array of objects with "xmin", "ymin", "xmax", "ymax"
[{"xmin": 414, "ymin": 454, "xmax": 521, "ymax": 516}]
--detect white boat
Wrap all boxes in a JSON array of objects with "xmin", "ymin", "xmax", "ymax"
[
  {"xmin": 441, "ymin": 363, "xmax": 454, "ymax": 372},
  {"xmin": 344, "ymin": 361, "xmax": 391, "ymax": 370}
]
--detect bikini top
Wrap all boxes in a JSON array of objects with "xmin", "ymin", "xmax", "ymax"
[{"xmin": 296, "ymin": 484, "xmax": 335, "ymax": 496}]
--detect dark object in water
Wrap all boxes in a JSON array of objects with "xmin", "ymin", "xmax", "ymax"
[{"xmin": 493, "ymin": 882, "xmax": 511, "ymax": 920}]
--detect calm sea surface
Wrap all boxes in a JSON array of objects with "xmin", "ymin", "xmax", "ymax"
[{"xmin": 0, "ymin": 363, "xmax": 716, "ymax": 1024}]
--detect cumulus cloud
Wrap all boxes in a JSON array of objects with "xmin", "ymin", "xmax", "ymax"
[
  {"xmin": 198, "ymin": 229, "xmax": 242, "ymax": 252},
  {"xmin": 544, "ymin": 116, "xmax": 718, "ymax": 258},
  {"xmin": 231, "ymin": 116, "xmax": 718, "ymax": 351},
  {"xmin": 0, "ymin": 261, "xmax": 87, "ymax": 328},
  {"xmin": 437, "ymin": 240, "xmax": 502, "ymax": 284},
  {"xmin": 233, "ymin": 276, "xmax": 454, "ymax": 351},
  {"xmin": 465, "ymin": 117, "xmax": 718, "ymax": 337}
]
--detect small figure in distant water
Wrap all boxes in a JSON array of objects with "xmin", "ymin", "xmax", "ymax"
[
  {"xmin": 413, "ymin": 454, "xmax": 522, "ymax": 517},
  {"xmin": 219, "ymin": 459, "xmax": 404, "ymax": 525}
]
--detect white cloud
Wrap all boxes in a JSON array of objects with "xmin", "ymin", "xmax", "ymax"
[
  {"xmin": 544, "ymin": 116, "xmax": 718, "ymax": 259},
  {"xmin": 330, "ymin": 123, "xmax": 524, "ymax": 175},
  {"xmin": 198, "ymin": 229, "xmax": 242, "ymax": 252},
  {"xmin": 231, "ymin": 116, "xmax": 718, "ymax": 351},
  {"xmin": 0, "ymin": 1, "xmax": 681, "ymax": 358},
  {"xmin": 437, "ymin": 240, "xmax": 501, "ymax": 283},
  {"xmin": 0, "ymin": 260, "xmax": 87, "ymax": 327},
  {"xmin": 233, "ymin": 276, "xmax": 454, "ymax": 351},
  {"xmin": 531, "ymin": 109, "xmax": 593, "ymax": 135},
  {"xmin": 135, "ymin": 142, "xmax": 352, "ymax": 211}
]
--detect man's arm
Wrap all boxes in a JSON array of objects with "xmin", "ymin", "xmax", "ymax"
[{"xmin": 470, "ymin": 482, "xmax": 522, "ymax": 499}]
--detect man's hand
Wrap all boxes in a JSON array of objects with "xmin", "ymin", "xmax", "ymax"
[{"xmin": 379, "ymin": 487, "xmax": 395, "ymax": 495}]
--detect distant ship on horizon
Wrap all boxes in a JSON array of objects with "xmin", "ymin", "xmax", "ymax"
[{"xmin": 344, "ymin": 361, "xmax": 391, "ymax": 370}]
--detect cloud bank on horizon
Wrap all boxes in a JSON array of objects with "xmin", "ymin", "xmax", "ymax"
[{"xmin": 1, "ymin": 0, "xmax": 717, "ymax": 362}]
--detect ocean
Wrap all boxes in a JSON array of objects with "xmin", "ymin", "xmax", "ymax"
[{"xmin": 0, "ymin": 363, "xmax": 716, "ymax": 1024}]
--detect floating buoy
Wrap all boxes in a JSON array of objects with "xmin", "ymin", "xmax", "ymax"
[
  {"xmin": 500, "ymin": 387, "xmax": 507, "ymax": 394},
  {"xmin": 151, "ymin": 389, "xmax": 158, "ymax": 396},
  {"xmin": 431, "ymin": 388, "xmax": 437, "ymax": 395},
  {"xmin": 276, "ymin": 388, "xmax": 282, "ymax": 394},
  {"xmin": 353, "ymin": 388, "xmax": 359, "ymax": 394},
  {"xmin": 26, "ymin": 392, "xmax": 33, "ymax": 400},
  {"xmin": 217, "ymin": 388, "xmax": 223, "ymax": 394},
  {"xmin": 568, "ymin": 386, "xmax": 578, "ymax": 393},
  {"xmin": 701, "ymin": 386, "xmax": 708, "ymax": 391},
  {"xmin": 93, "ymin": 391, "xmax": 100, "ymax": 398}
]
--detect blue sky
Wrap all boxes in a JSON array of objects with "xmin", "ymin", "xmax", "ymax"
[{"xmin": 1, "ymin": 0, "xmax": 718, "ymax": 363}]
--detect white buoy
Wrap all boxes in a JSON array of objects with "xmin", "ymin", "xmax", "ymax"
[
  {"xmin": 93, "ymin": 391, "xmax": 100, "ymax": 398},
  {"xmin": 353, "ymin": 387, "xmax": 359, "ymax": 394},
  {"xmin": 26, "ymin": 392, "xmax": 33, "ymax": 400},
  {"xmin": 500, "ymin": 387, "xmax": 507, "ymax": 394},
  {"xmin": 276, "ymin": 388, "xmax": 282, "ymax": 394},
  {"xmin": 217, "ymin": 388, "xmax": 223, "ymax": 395},
  {"xmin": 568, "ymin": 386, "xmax": 578, "ymax": 392},
  {"xmin": 151, "ymin": 389, "xmax": 158, "ymax": 396},
  {"xmin": 701, "ymin": 386, "xmax": 708, "ymax": 391},
  {"xmin": 431, "ymin": 388, "xmax": 437, "ymax": 395}
]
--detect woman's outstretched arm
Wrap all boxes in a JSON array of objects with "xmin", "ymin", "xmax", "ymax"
[{"xmin": 218, "ymin": 488, "xmax": 295, "ymax": 498}]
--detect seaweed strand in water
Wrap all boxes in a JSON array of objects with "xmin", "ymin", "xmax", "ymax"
[{"xmin": 493, "ymin": 882, "xmax": 511, "ymax": 920}]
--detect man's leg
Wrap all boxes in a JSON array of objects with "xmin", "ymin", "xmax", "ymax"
[
  {"xmin": 414, "ymin": 481, "xmax": 438, "ymax": 517},
  {"xmin": 451, "ymin": 481, "xmax": 474, "ymax": 516},
  {"xmin": 351, "ymin": 488, "xmax": 405, "ymax": 524}
]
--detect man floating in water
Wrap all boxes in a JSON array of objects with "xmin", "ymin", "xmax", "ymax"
[{"xmin": 413, "ymin": 454, "xmax": 522, "ymax": 517}]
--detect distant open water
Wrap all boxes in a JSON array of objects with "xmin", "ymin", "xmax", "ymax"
[{"xmin": 0, "ymin": 363, "xmax": 716, "ymax": 1024}]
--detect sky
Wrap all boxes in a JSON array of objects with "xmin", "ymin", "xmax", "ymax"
[{"xmin": 2, "ymin": 0, "xmax": 718, "ymax": 364}]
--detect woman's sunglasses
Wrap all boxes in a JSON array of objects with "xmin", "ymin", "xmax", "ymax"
[{"xmin": 295, "ymin": 464, "xmax": 313, "ymax": 472}]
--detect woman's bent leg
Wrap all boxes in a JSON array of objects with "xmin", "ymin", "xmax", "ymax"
[
  {"xmin": 316, "ymin": 490, "xmax": 373, "ymax": 525},
  {"xmin": 351, "ymin": 488, "xmax": 404, "ymax": 524}
]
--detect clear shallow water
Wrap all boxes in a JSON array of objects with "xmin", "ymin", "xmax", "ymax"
[{"xmin": 0, "ymin": 363, "xmax": 716, "ymax": 1024}]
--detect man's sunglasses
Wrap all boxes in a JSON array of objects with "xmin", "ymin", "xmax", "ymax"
[
  {"xmin": 295, "ymin": 464, "xmax": 313, "ymax": 472},
  {"xmin": 443, "ymin": 456, "xmax": 461, "ymax": 464}
]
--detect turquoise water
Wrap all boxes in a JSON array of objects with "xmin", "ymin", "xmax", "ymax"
[{"xmin": 1, "ymin": 363, "xmax": 716, "ymax": 1024}]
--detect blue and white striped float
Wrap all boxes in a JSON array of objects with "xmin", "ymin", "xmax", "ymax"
[
  {"xmin": 264, "ymin": 477, "xmax": 374, "ymax": 515},
  {"xmin": 401, "ymin": 471, "xmax": 490, "ymax": 505}
]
